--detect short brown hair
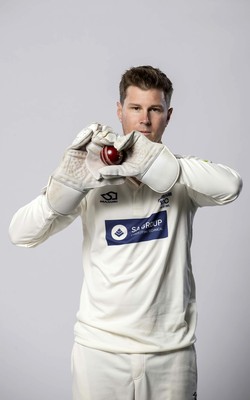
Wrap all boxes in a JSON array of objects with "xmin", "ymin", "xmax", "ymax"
[{"xmin": 119, "ymin": 65, "xmax": 173, "ymax": 105}]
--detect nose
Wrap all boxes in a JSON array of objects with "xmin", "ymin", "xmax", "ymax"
[{"xmin": 140, "ymin": 110, "xmax": 151, "ymax": 125}]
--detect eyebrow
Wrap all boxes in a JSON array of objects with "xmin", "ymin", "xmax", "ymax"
[{"xmin": 128, "ymin": 103, "xmax": 164, "ymax": 109}]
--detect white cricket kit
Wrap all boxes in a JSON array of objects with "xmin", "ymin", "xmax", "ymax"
[{"xmin": 9, "ymin": 154, "xmax": 242, "ymax": 355}]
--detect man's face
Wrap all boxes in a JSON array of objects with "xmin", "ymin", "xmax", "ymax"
[{"xmin": 117, "ymin": 86, "xmax": 173, "ymax": 143}]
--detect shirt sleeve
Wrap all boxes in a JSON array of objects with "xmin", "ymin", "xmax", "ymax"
[
  {"xmin": 8, "ymin": 193, "xmax": 81, "ymax": 248},
  {"xmin": 176, "ymin": 155, "xmax": 243, "ymax": 207}
]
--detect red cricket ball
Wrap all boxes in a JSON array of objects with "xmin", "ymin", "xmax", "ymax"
[{"xmin": 100, "ymin": 146, "xmax": 124, "ymax": 165}]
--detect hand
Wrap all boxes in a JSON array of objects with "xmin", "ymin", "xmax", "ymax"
[{"xmin": 99, "ymin": 131, "xmax": 180, "ymax": 193}]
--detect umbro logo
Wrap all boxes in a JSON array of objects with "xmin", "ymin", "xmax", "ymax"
[{"xmin": 100, "ymin": 191, "xmax": 118, "ymax": 203}]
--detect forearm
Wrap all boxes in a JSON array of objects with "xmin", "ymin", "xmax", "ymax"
[
  {"xmin": 9, "ymin": 193, "xmax": 80, "ymax": 247},
  {"xmin": 177, "ymin": 156, "xmax": 242, "ymax": 206}
]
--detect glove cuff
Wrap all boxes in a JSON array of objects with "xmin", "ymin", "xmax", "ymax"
[
  {"xmin": 46, "ymin": 177, "xmax": 89, "ymax": 215},
  {"xmin": 140, "ymin": 147, "xmax": 180, "ymax": 193}
]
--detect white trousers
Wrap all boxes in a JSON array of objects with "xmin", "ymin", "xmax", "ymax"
[{"xmin": 71, "ymin": 342, "xmax": 197, "ymax": 400}]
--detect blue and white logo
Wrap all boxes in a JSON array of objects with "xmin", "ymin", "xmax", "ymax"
[
  {"xmin": 111, "ymin": 225, "xmax": 128, "ymax": 241},
  {"xmin": 105, "ymin": 211, "xmax": 168, "ymax": 246}
]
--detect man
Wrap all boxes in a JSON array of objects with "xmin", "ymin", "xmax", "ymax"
[{"xmin": 9, "ymin": 65, "xmax": 242, "ymax": 400}]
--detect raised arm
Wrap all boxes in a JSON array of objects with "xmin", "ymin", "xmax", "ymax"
[
  {"xmin": 177, "ymin": 155, "xmax": 242, "ymax": 207},
  {"xmin": 9, "ymin": 124, "xmax": 125, "ymax": 247}
]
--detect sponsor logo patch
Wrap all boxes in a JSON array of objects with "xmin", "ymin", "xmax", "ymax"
[{"xmin": 105, "ymin": 211, "xmax": 168, "ymax": 246}]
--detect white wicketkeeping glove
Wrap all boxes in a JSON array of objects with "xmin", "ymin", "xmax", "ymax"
[
  {"xmin": 46, "ymin": 123, "xmax": 125, "ymax": 215},
  {"xmin": 99, "ymin": 131, "xmax": 180, "ymax": 193}
]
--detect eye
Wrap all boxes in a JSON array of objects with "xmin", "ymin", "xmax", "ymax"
[
  {"xmin": 131, "ymin": 106, "xmax": 140, "ymax": 111},
  {"xmin": 150, "ymin": 107, "xmax": 162, "ymax": 113}
]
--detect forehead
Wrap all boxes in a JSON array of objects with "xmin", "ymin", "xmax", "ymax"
[{"xmin": 124, "ymin": 86, "xmax": 167, "ymax": 106}]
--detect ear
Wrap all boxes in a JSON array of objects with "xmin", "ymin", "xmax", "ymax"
[
  {"xmin": 166, "ymin": 107, "xmax": 173, "ymax": 125},
  {"xmin": 117, "ymin": 102, "xmax": 123, "ymax": 122}
]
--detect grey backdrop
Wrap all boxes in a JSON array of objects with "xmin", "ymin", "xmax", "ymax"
[{"xmin": 1, "ymin": 1, "xmax": 249, "ymax": 399}]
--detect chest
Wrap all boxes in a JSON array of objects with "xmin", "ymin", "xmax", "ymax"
[{"xmin": 82, "ymin": 181, "xmax": 193, "ymax": 246}]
